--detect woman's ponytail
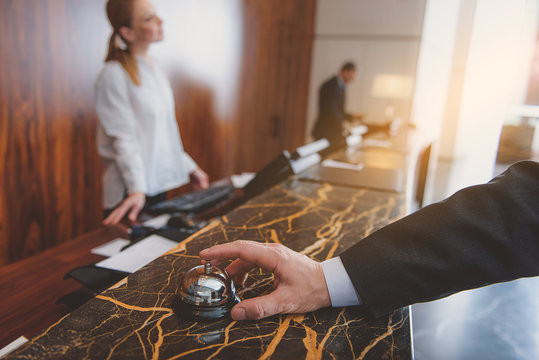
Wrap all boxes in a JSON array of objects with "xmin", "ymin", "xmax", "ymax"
[{"xmin": 105, "ymin": 0, "xmax": 140, "ymax": 86}]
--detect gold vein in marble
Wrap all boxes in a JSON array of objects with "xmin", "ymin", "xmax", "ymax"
[
  {"xmin": 258, "ymin": 315, "xmax": 294, "ymax": 360},
  {"xmin": 300, "ymin": 237, "xmax": 330, "ymax": 257},
  {"xmin": 92, "ymin": 294, "xmax": 175, "ymax": 360},
  {"xmin": 149, "ymin": 309, "xmax": 172, "ymax": 360},
  {"xmin": 283, "ymin": 184, "xmax": 335, "ymax": 233},
  {"xmin": 31, "ymin": 313, "xmax": 70, "ymax": 343},
  {"xmin": 167, "ymin": 329, "xmax": 278, "ymax": 359},
  {"xmin": 95, "ymin": 295, "xmax": 173, "ymax": 314},
  {"xmin": 310, "ymin": 193, "xmax": 399, "ymax": 260},
  {"xmin": 163, "ymin": 254, "xmax": 185, "ymax": 290},
  {"xmin": 167, "ymin": 220, "xmax": 221, "ymax": 255},
  {"xmin": 269, "ymin": 229, "xmax": 281, "ymax": 244},
  {"xmin": 357, "ymin": 312, "xmax": 407, "ymax": 360},
  {"xmin": 237, "ymin": 275, "xmax": 274, "ymax": 297},
  {"xmin": 204, "ymin": 321, "xmax": 237, "ymax": 360},
  {"xmin": 301, "ymin": 309, "xmax": 345, "ymax": 360},
  {"xmin": 232, "ymin": 184, "xmax": 333, "ymax": 231}
]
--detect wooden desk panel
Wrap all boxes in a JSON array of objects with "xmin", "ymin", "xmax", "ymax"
[
  {"xmin": 0, "ymin": 227, "xmax": 126, "ymax": 348},
  {"xmin": 6, "ymin": 180, "xmax": 410, "ymax": 359}
]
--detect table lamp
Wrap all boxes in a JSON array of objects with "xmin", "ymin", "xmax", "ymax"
[{"xmin": 371, "ymin": 74, "xmax": 414, "ymax": 126}]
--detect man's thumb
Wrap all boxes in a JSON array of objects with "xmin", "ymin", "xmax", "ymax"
[{"xmin": 230, "ymin": 293, "xmax": 283, "ymax": 320}]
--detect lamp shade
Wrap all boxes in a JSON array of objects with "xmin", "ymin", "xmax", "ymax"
[{"xmin": 372, "ymin": 74, "xmax": 414, "ymax": 99}]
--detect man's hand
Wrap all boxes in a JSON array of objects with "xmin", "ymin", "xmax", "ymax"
[
  {"xmin": 190, "ymin": 168, "xmax": 209, "ymax": 191},
  {"xmin": 103, "ymin": 192, "xmax": 146, "ymax": 225},
  {"xmin": 199, "ymin": 240, "xmax": 331, "ymax": 320}
]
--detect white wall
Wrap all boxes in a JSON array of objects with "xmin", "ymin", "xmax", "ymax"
[
  {"xmin": 151, "ymin": 0, "xmax": 243, "ymax": 118},
  {"xmin": 411, "ymin": 0, "xmax": 468, "ymax": 133},
  {"xmin": 433, "ymin": 0, "xmax": 537, "ymax": 197},
  {"xmin": 315, "ymin": 0, "xmax": 425, "ymax": 36},
  {"xmin": 409, "ymin": 0, "xmax": 474, "ymax": 204}
]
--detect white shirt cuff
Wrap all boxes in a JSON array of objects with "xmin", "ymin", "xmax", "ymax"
[{"xmin": 321, "ymin": 257, "xmax": 361, "ymax": 307}]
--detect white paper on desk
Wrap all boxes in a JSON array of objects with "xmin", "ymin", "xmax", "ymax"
[
  {"xmin": 290, "ymin": 153, "xmax": 321, "ymax": 174},
  {"xmin": 321, "ymin": 159, "xmax": 365, "ymax": 171},
  {"xmin": 0, "ymin": 336, "xmax": 28, "ymax": 358},
  {"xmin": 231, "ymin": 172, "xmax": 255, "ymax": 188},
  {"xmin": 91, "ymin": 238, "xmax": 130, "ymax": 257},
  {"xmin": 95, "ymin": 235, "xmax": 178, "ymax": 273}
]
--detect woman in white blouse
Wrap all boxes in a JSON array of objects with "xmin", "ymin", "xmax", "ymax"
[{"xmin": 96, "ymin": 0, "xmax": 209, "ymax": 225}]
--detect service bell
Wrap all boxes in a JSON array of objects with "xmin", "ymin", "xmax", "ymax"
[{"xmin": 176, "ymin": 262, "xmax": 240, "ymax": 321}]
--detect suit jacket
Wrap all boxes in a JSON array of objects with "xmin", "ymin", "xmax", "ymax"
[
  {"xmin": 340, "ymin": 161, "xmax": 539, "ymax": 317},
  {"xmin": 312, "ymin": 76, "xmax": 351, "ymax": 147}
]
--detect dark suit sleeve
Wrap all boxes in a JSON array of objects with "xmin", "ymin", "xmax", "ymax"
[{"xmin": 340, "ymin": 161, "xmax": 539, "ymax": 317}]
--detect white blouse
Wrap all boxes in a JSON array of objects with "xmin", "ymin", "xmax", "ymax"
[{"xmin": 95, "ymin": 57, "xmax": 197, "ymax": 208}]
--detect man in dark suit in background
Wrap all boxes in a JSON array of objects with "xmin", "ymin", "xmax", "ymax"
[
  {"xmin": 312, "ymin": 62, "xmax": 362, "ymax": 149},
  {"xmin": 200, "ymin": 161, "xmax": 539, "ymax": 320}
]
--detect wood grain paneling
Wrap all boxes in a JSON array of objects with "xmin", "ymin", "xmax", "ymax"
[
  {"xmin": 234, "ymin": 0, "xmax": 316, "ymax": 171},
  {"xmin": 0, "ymin": 0, "xmax": 108, "ymax": 265},
  {"xmin": 0, "ymin": 0, "xmax": 315, "ymax": 265},
  {"xmin": 171, "ymin": 77, "xmax": 227, "ymax": 182}
]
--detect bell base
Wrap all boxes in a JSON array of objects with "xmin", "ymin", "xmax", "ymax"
[{"xmin": 174, "ymin": 295, "xmax": 240, "ymax": 321}]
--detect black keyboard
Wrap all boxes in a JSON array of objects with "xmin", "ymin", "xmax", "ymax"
[{"xmin": 148, "ymin": 185, "xmax": 235, "ymax": 214}]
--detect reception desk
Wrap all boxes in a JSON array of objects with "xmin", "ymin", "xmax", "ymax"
[{"xmin": 5, "ymin": 175, "xmax": 411, "ymax": 359}]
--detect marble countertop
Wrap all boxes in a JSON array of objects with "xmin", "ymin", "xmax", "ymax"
[{"xmin": 7, "ymin": 178, "xmax": 411, "ymax": 359}]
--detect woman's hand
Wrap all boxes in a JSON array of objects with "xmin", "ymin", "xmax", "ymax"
[
  {"xmin": 103, "ymin": 192, "xmax": 146, "ymax": 225},
  {"xmin": 200, "ymin": 240, "xmax": 331, "ymax": 320},
  {"xmin": 189, "ymin": 168, "xmax": 209, "ymax": 190}
]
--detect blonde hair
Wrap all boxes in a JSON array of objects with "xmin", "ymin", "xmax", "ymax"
[{"xmin": 105, "ymin": 0, "xmax": 140, "ymax": 85}]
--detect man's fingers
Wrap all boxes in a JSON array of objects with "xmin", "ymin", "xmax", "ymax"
[
  {"xmin": 225, "ymin": 258, "xmax": 256, "ymax": 278},
  {"xmin": 230, "ymin": 292, "xmax": 285, "ymax": 320},
  {"xmin": 233, "ymin": 272, "xmax": 249, "ymax": 287},
  {"xmin": 227, "ymin": 260, "xmax": 252, "ymax": 286},
  {"xmin": 200, "ymin": 240, "xmax": 280, "ymax": 273}
]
